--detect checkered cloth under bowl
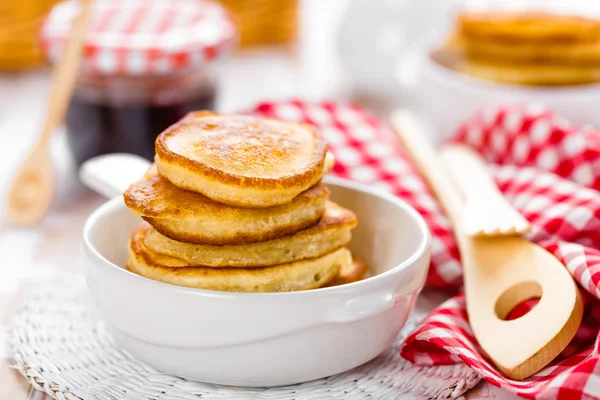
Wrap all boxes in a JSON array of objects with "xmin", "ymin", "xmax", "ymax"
[{"xmin": 253, "ymin": 101, "xmax": 600, "ymax": 399}]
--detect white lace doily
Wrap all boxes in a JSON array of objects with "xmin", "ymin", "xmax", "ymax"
[{"xmin": 6, "ymin": 283, "xmax": 480, "ymax": 400}]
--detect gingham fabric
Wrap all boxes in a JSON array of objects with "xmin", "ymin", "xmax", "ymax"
[
  {"xmin": 39, "ymin": 0, "xmax": 236, "ymax": 75},
  {"xmin": 250, "ymin": 101, "xmax": 600, "ymax": 399},
  {"xmin": 252, "ymin": 100, "xmax": 465, "ymax": 289}
]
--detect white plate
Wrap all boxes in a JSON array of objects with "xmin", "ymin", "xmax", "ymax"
[{"xmin": 399, "ymin": 30, "xmax": 600, "ymax": 141}]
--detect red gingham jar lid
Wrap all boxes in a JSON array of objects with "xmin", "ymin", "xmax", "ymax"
[{"xmin": 39, "ymin": 0, "xmax": 237, "ymax": 75}]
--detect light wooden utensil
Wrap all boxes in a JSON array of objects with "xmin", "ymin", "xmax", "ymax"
[
  {"xmin": 5, "ymin": 0, "xmax": 92, "ymax": 226},
  {"xmin": 440, "ymin": 144, "xmax": 532, "ymax": 237},
  {"xmin": 390, "ymin": 110, "xmax": 583, "ymax": 380}
]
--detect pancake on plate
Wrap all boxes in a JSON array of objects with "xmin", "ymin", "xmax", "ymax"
[
  {"xmin": 143, "ymin": 201, "xmax": 357, "ymax": 267},
  {"xmin": 124, "ymin": 165, "xmax": 328, "ymax": 245},
  {"xmin": 449, "ymin": 33, "xmax": 600, "ymax": 66},
  {"xmin": 439, "ymin": 11, "xmax": 600, "ymax": 86},
  {"xmin": 458, "ymin": 11, "xmax": 600, "ymax": 43},
  {"xmin": 127, "ymin": 224, "xmax": 351, "ymax": 292},
  {"xmin": 456, "ymin": 59, "xmax": 600, "ymax": 86},
  {"xmin": 154, "ymin": 110, "xmax": 334, "ymax": 208}
]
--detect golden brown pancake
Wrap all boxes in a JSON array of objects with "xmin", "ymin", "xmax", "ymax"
[
  {"xmin": 438, "ymin": 12, "xmax": 600, "ymax": 86},
  {"xmin": 126, "ymin": 224, "xmax": 351, "ymax": 292},
  {"xmin": 142, "ymin": 201, "xmax": 357, "ymax": 267},
  {"xmin": 449, "ymin": 33, "xmax": 600, "ymax": 66},
  {"xmin": 458, "ymin": 11, "xmax": 600, "ymax": 43},
  {"xmin": 123, "ymin": 165, "xmax": 328, "ymax": 245},
  {"xmin": 325, "ymin": 254, "xmax": 369, "ymax": 287},
  {"xmin": 154, "ymin": 110, "xmax": 334, "ymax": 208},
  {"xmin": 455, "ymin": 58, "xmax": 600, "ymax": 86}
]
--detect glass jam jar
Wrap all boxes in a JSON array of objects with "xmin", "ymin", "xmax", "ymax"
[{"xmin": 40, "ymin": 0, "xmax": 237, "ymax": 166}]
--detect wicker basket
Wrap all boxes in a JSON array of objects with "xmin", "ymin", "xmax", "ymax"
[
  {"xmin": 0, "ymin": 0, "xmax": 60, "ymax": 70},
  {"xmin": 216, "ymin": 0, "xmax": 299, "ymax": 47}
]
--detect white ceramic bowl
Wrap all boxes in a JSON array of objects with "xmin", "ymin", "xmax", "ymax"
[
  {"xmin": 80, "ymin": 156, "xmax": 431, "ymax": 387},
  {"xmin": 400, "ymin": 30, "xmax": 600, "ymax": 142}
]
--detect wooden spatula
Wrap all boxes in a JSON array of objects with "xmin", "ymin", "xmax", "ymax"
[
  {"xmin": 5, "ymin": 0, "xmax": 92, "ymax": 226},
  {"xmin": 390, "ymin": 110, "xmax": 583, "ymax": 380},
  {"xmin": 440, "ymin": 144, "xmax": 531, "ymax": 237}
]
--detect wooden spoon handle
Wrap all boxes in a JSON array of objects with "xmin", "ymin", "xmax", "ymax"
[
  {"xmin": 389, "ymin": 110, "xmax": 464, "ymax": 228},
  {"xmin": 39, "ymin": 0, "xmax": 92, "ymax": 145},
  {"xmin": 440, "ymin": 144, "xmax": 532, "ymax": 237},
  {"xmin": 439, "ymin": 145, "xmax": 500, "ymax": 197}
]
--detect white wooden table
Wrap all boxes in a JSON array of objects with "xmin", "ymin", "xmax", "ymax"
[{"xmin": 0, "ymin": 3, "xmax": 517, "ymax": 398}]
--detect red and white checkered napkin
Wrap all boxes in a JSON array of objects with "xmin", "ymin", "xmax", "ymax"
[{"xmin": 250, "ymin": 101, "xmax": 600, "ymax": 400}]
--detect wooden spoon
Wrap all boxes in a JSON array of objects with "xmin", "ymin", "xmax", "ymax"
[
  {"xmin": 390, "ymin": 110, "xmax": 583, "ymax": 380},
  {"xmin": 5, "ymin": 0, "xmax": 92, "ymax": 226}
]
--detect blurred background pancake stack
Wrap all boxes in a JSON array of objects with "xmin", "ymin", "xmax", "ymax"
[
  {"xmin": 123, "ymin": 112, "xmax": 365, "ymax": 293},
  {"xmin": 439, "ymin": 11, "xmax": 600, "ymax": 86}
]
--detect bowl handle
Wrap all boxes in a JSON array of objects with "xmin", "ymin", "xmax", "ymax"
[
  {"xmin": 79, "ymin": 153, "xmax": 151, "ymax": 198},
  {"xmin": 327, "ymin": 290, "xmax": 396, "ymax": 323}
]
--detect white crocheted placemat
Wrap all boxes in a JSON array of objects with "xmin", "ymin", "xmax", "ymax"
[{"xmin": 6, "ymin": 283, "xmax": 481, "ymax": 400}]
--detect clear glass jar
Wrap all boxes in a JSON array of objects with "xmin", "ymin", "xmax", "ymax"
[{"xmin": 40, "ymin": 0, "xmax": 237, "ymax": 166}]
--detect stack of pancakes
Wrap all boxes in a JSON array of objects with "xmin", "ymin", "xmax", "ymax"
[
  {"xmin": 439, "ymin": 11, "xmax": 600, "ymax": 86},
  {"xmin": 123, "ymin": 111, "xmax": 366, "ymax": 292}
]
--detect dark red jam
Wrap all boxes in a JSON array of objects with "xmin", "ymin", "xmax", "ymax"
[
  {"xmin": 66, "ymin": 93, "xmax": 215, "ymax": 166},
  {"xmin": 65, "ymin": 73, "xmax": 217, "ymax": 166}
]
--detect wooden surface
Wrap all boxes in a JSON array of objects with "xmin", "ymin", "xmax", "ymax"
[{"xmin": 0, "ymin": 2, "xmax": 517, "ymax": 397}]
